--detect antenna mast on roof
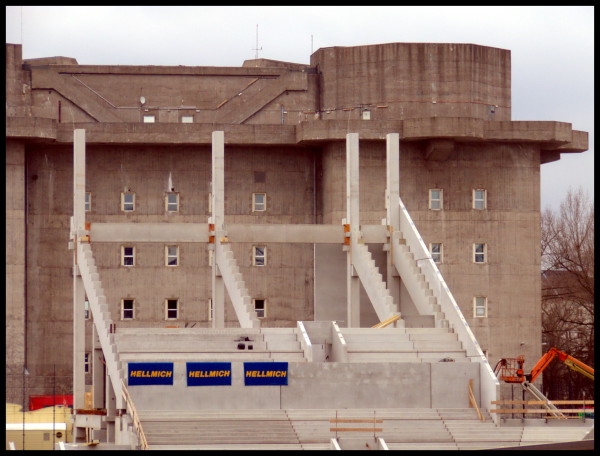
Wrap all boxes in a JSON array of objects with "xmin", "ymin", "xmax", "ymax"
[{"xmin": 252, "ymin": 24, "xmax": 262, "ymax": 59}]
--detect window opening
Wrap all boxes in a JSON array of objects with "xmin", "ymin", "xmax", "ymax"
[
  {"xmin": 122, "ymin": 299, "xmax": 135, "ymax": 320},
  {"xmin": 165, "ymin": 245, "xmax": 179, "ymax": 266},
  {"xmin": 252, "ymin": 193, "xmax": 266, "ymax": 212},
  {"xmin": 430, "ymin": 243, "xmax": 443, "ymax": 263},
  {"xmin": 474, "ymin": 296, "xmax": 487, "ymax": 317},
  {"xmin": 473, "ymin": 189, "xmax": 487, "ymax": 210},
  {"xmin": 122, "ymin": 246, "xmax": 135, "ymax": 266},
  {"xmin": 429, "ymin": 189, "xmax": 443, "ymax": 210},
  {"xmin": 254, "ymin": 299, "xmax": 266, "ymax": 318},
  {"xmin": 253, "ymin": 246, "xmax": 266, "ymax": 266},
  {"xmin": 122, "ymin": 192, "xmax": 135, "ymax": 212},
  {"xmin": 166, "ymin": 192, "xmax": 179, "ymax": 212},
  {"xmin": 473, "ymin": 243, "xmax": 487, "ymax": 263},
  {"xmin": 85, "ymin": 192, "xmax": 91, "ymax": 212},
  {"xmin": 165, "ymin": 299, "xmax": 178, "ymax": 320}
]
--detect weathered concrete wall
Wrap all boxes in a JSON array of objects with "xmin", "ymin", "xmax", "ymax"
[
  {"xmin": 311, "ymin": 43, "xmax": 511, "ymax": 122},
  {"xmin": 6, "ymin": 139, "xmax": 27, "ymax": 403},
  {"xmin": 401, "ymin": 141, "xmax": 543, "ymax": 366},
  {"xmin": 129, "ymin": 361, "xmax": 480, "ymax": 410}
]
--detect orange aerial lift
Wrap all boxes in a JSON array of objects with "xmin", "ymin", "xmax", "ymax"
[
  {"xmin": 494, "ymin": 348, "xmax": 594, "ymax": 418},
  {"xmin": 494, "ymin": 347, "xmax": 594, "ymax": 384}
]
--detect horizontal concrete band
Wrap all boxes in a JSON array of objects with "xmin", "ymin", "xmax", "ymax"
[
  {"xmin": 5, "ymin": 117, "xmax": 588, "ymax": 152},
  {"xmin": 89, "ymin": 223, "xmax": 388, "ymax": 243}
]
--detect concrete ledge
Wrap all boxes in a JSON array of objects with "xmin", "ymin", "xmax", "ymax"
[{"xmin": 6, "ymin": 116, "xmax": 57, "ymax": 139}]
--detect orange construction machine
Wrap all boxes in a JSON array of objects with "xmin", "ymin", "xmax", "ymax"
[{"xmin": 494, "ymin": 347, "xmax": 594, "ymax": 384}]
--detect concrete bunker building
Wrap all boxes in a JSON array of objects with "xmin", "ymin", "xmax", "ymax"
[{"xmin": 6, "ymin": 42, "xmax": 588, "ymax": 431}]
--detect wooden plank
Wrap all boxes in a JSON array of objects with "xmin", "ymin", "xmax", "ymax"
[
  {"xmin": 329, "ymin": 419, "xmax": 383, "ymax": 423},
  {"xmin": 330, "ymin": 428, "xmax": 384, "ymax": 432},
  {"xmin": 491, "ymin": 409, "xmax": 593, "ymax": 414},
  {"xmin": 492, "ymin": 400, "xmax": 594, "ymax": 405}
]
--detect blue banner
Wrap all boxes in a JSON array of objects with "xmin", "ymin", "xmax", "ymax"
[
  {"xmin": 187, "ymin": 362, "xmax": 232, "ymax": 386},
  {"xmin": 244, "ymin": 362, "xmax": 288, "ymax": 386},
  {"xmin": 128, "ymin": 362, "xmax": 174, "ymax": 386}
]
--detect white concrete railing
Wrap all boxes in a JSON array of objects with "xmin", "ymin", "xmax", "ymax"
[
  {"xmin": 216, "ymin": 241, "xmax": 260, "ymax": 329},
  {"xmin": 397, "ymin": 197, "xmax": 499, "ymax": 416},
  {"xmin": 77, "ymin": 242, "xmax": 123, "ymax": 404},
  {"xmin": 297, "ymin": 321, "xmax": 313, "ymax": 362},
  {"xmin": 351, "ymin": 240, "xmax": 397, "ymax": 322},
  {"xmin": 331, "ymin": 321, "xmax": 348, "ymax": 362}
]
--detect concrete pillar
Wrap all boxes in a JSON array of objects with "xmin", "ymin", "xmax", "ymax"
[
  {"xmin": 73, "ymin": 129, "xmax": 86, "ymax": 412},
  {"xmin": 211, "ymin": 131, "xmax": 225, "ymax": 328},
  {"xmin": 386, "ymin": 133, "xmax": 401, "ymax": 307},
  {"xmin": 346, "ymin": 133, "xmax": 360, "ymax": 327}
]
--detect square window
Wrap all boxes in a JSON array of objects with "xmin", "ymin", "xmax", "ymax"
[
  {"xmin": 473, "ymin": 189, "xmax": 487, "ymax": 210},
  {"xmin": 84, "ymin": 352, "xmax": 90, "ymax": 374},
  {"xmin": 429, "ymin": 189, "xmax": 443, "ymax": 210},
  {"xmin": 121, "ymin": 192, "xmax": 135, "ymax": 212},
  {"xmin": 253, "ymin": 246, "xmax": 266, "ymax": 266},
  {"xmin": 254, "ymin": 299, "xmax": 266, "ymax": 319},
  {"xmin": 165, "ymin": 245, "xmax": 179, "ymax": 267},
  {"xmin": 122, "ymin": 246, "xmax": 135, "ymax": 266},
  {"xmin": 252, "ymin": 193, "xmax": 266, "ymax": 212},
  {"xmin": 165, "ymin": 299, "xmax": 178, "ymax": 320},
  {"xmin": 84, "ymin": 298, "xmax": 90, "ymax": 320},
  {"xmin": 166, "ymin": 193, "xmax": 179, "ymax": 212},
  {"xmin": 143, "ymin": 115, "xmax": 155, "ymax": 123},
  {"xmin": 121, "ymin": 299, "xmax": 135, "ymax": 320},
  {"xmin": 473, "ymin": 243, "xmax": 487, "ymax": 263},
  {"xmin": 85, "ymin": 192, "xmax": 91, "ymax": 212},
  {"xmin": 474, "ymin": 296, "xmax": 487, "ymax": 318},
  {"xmin": 430, "ymin": 243, "xmax": 443, "ymax": 264},
  {"xmin": 181, "ymin": 115, "xmax": 194, "ymax": 123}
]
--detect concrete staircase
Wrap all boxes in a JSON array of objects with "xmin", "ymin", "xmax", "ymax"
[
  {"xmin": 351, "ymin": 241, "xmax": 400, "ymax": 323},
  {"xmin": 77, "ymin": 242, "xmax": 124, "ymax": 391},
  {"xmin": 217, "ymin": 242, "xmax": 260, "ymax": 328},
  {"xmin": 137, "ymin": 407, "xmax": 593, "ymax": 450},
  {"xmin": 115, "ymin": 327, "xmax": 307, "ymax": 370},
  {"xmin": 339, "ymin": 326, "xmax": 467, "ymax": 363}
]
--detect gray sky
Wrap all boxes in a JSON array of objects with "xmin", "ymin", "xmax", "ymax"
[{"xmin": 6, "ymin": 5, "xmax": 593, "ymax": 211}]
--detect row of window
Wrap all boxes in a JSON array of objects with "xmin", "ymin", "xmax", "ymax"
[
  {"xmin": 429, "ymin": 189, "xmax": 487, "ymax": 210},
  {"xmin": 84, "ymin": 192, "xmax": 267, "ymax": 213},
  {"xmin": 118, "ymin": 245, "xmax": 266, "ymax": 267},
  {"xmin": 86, "ymin": 189, "xmax": 484, "ymax": 213},
  {"xmin": 119, "ymin": 243, "xmax": 485, "ymax": 268},
  {"xmin": 85, "ymin": 294, "xmax": 485, "ymax": 323},
  {"xmin": 84, "ymin": 297, "xmax": 267, "ymax": 322},
  {"xmin": 430, "ymin": 243, "xmax": 488, "ymax": 264}
]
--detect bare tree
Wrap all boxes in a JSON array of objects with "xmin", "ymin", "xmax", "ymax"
[{"xmin": 541, "ymin": 187, "xmax": 594, "ymax": 400}]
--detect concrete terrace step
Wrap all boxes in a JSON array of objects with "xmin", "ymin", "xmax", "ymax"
[
  {"xmin": 148, "ymin": 444, "xmax": 305, "ymax": 450},
  {"xmin": 120, "ymin": 351, "xmax": 306, "ymax": 362}
]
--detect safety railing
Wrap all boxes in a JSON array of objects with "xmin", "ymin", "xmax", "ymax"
[
  {"xmin": 491, "ymin": 400, "xmax": 594, "ymax": 420},
  {"xmin": 121, "ymin": 381, "xmax": 148, "ymax": 450},
  {"xmin": 397, "ymin": 197, "xmax": 499, "ymax": 418}
]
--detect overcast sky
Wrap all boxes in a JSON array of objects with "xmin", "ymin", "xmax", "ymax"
[{"xmin": 6, "ymin": 5, "xmax": 593, "ymax": 211}]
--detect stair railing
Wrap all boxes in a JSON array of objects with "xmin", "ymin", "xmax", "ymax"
[
  {"xmin": 121, "ymin": 380, "xmax": 149, "ymax": 450},
  {"xmin": 397, "ymin": 197, "xmax": 499, "ymax": 418}
]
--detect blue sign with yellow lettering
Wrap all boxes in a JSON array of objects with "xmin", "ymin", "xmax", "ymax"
[
  {"xmin": 128, "ymin": 362, "xmax": 174, "ymax": 386},
  {"xmin": 244, "ymin": 362, "xmax": 288, "ymax": 385},
  {"xmin": 187, "ymin": 362, "xmax": 232, "ymax": 386}
]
